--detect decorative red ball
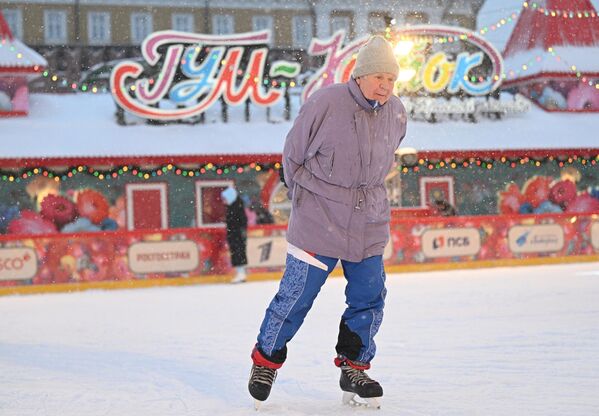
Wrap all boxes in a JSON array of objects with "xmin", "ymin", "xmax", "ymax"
[
  {"xmin": 7, "ymin": 210, "xmax": 58, "ymax": 235},
  {"xmin": 522, "ymin": 176, "xmax": 552, "ymax": 208},
  {"xmin": 40, "ymin": 194, "xmax": 78, "ymax": 228},
  {"xmin": 76, "ymin": 189, "xmax": 110, "ymax": 225},
  {"xmin": 498, "ymin": 183, "xmax": 523, "ymax": 214},
  {"xmin": 548, "ymin": 180, "xmax": 577, "ymax": 208},
  {"xmin": 565, "ymin": 193, "xmax": 599, "ymax": 214}
]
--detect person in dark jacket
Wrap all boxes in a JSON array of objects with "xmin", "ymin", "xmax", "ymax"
[
  {"xmin": 433, "ymin": 198, "xmax": 457, "ymax": 216},
  {"xmin": 221, "ymin": 186, "xmax": 247, "ymax": 283},
  {"xmin": 247, "ymin": 35, "xmax": 407, "ymax": 408}
]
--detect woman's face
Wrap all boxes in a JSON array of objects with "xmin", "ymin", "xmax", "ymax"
[{"xmin": 356, "ymin": 72, "xmax": 396, "ymax": 105}]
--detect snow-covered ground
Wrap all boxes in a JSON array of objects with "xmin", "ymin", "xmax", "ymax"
[
  {"xmin": 1, "ymin": 92, "xmax": 598, "ymax": 160},
  {"xmin": 1, "ymin": 262, "xmax": 598, "ymax": 416}
]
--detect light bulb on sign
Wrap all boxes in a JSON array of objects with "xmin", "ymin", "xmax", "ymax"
[
  {"xmin": 397, "ymin": 69, "xmax": 417, "ymax": 83},
  {"xmin": 394, "ymin": 40, "xmax": 414, "ymax": 57}
]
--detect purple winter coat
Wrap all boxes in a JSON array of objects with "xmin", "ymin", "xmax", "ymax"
[{"xmin": 283, "ymin": 77, "xmax": 407, "ymax": 262}]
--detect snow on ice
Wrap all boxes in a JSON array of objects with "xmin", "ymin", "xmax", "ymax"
[{"xmin": 1, "ymin": 262, "xmax": 598, "ymax": 416}]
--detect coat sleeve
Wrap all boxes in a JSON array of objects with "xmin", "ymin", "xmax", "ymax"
[
  {"xmin": 282, "ymin": 94, "xmax": 327, "ymax": 198},
  {"xmin": 396, "ymin": 99, "xmax": 408, "ymax": 150}
]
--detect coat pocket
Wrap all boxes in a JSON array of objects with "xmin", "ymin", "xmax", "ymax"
[{"xmin": 366, "ymin": 197, "xmax": 390, "ymax": 224}]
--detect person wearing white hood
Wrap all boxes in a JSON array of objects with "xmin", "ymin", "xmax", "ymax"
[{"xmin": 220, "ymin": 186, "xmax": 248, "ymax": 283}]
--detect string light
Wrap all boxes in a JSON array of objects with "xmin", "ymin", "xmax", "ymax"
[
  {"xmin": 398, "ymin": 153, "xmax": 599, "ymax": 173},
  {"xmin": 391, "ymin": 4, "xmax": 594, "ymax": 87},
  {"xmin": 3, "ymin": 154, "xmax": 598, "ymax": 183},
  {"xmin": 522, "ymin": 1, "xmax": 598, "ymax": 18},
  {"xmin": 0, "ymin": 162, "xmax": 279, "ymax": 183},
  {"xmin": 499, "ymin": 4, "xmax": 599, "ymax": 87}
]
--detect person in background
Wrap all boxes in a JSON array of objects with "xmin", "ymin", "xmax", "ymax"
[
  {"xmin": 251, "ymin": 198, "xmax": 275, "ymax": 225},
  {"xmin": 220, "ymin": 186, "xmax": 248, "ymax": 284},
  {"xmin": 240, "ymin": 194, "xmax": 258, "ymax": 226},
  {"xmin": 247, "ymin": 35, "xmax": 407, "ymax": 408},
  {"xmin": 432, "ymin": 194, "xmax": 457, "ymax": 217}
]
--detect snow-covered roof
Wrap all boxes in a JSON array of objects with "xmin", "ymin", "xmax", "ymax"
[
  {"xmin": 0, "ymin": 11, "xmax": 47, "ymax": 72},
  {"xmin": 503, "ymin": 46, "xmax": 599, "ymax": 81},
  {"xmin": 504, "ymin": 0, "xmax": 599, "ymax": 56},
  {"xmin": 0, "ymin": 38, "xmax": 48, "ymax": 71},
  {"xmin": 502, "ymin": 0, "xmax": 599, "ymax": 82},
  {"xmin": 0, "ymin": 93, "xmax": 597, "ymax": 161}
]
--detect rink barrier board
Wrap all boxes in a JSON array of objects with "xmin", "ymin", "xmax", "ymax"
[
  {"xmin": 1, "ymin": 212, "xmax": 598, "ymax": 296},
  {"xmin": 1, "ymin": 254, "xmax": 599, "ymax": 297}
]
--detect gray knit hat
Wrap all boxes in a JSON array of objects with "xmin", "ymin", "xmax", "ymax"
[{"xmin": 353, "ymin": 35, "xmax": 399, "ymax": 79}]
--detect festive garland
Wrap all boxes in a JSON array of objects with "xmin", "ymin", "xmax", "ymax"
[
  {"xmin": 0, "ymin": 162, "xmax": 281, "ymax": 183},
  {"xmin": 523, "ymin": 1, "xmax": 598, "ymax": 18},
  {"xmin": 2, "ymin": 155, "xmax": 599, "ymax": 183},
  {"xmin": 401, "ymin": 154, "xmax": 599, "ymax": 173},
  {"xmin": 9, "ymin": 1, "xmax": 598, "ymax": 92}
]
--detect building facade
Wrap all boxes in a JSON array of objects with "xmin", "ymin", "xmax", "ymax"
[
  {"xmin": 2, "ymin": 0, "xmax": 484, "ymax": 89},
  {"xmin": 3, "ymin": 0, "xmax": 484, "ymax": 46}
]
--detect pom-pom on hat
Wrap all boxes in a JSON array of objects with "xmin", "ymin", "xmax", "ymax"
[
  {"xmin": 221, "ymin": 186, "xmax": 238, "ymax": 205},
  {"xmin": 353, "ymin": 35, "xmax": 399, "ymax": 79}
]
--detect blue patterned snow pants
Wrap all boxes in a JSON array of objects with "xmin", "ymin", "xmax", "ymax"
[{"xmin": 256, "ymin": 253, "xmax": 386, "ymax": 365}]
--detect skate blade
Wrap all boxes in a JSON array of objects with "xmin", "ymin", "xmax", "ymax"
[
  {"xmin": 254, "ymin": 399, "xmax": 263, "ymax": 410},
  {"xmin": 342, "ymin": 392, "xmax": 381, "ymax": 409}
]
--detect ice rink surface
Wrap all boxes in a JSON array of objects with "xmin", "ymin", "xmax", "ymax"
[{"xmin": 1, "ymin": 262, "xmax": 598, "ymax": 415}]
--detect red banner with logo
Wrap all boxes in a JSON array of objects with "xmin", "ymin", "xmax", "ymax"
[{"xmin": 1, "ymin": 213, "xmax": 598, "ymax": 290}]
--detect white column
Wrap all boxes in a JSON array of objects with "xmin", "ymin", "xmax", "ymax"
[
  {"xmin": 315, "ymin": 5, "xmax": 330, "ymax": 38},
  {"xmin": 354, "ymin": 8, "xmax": 369, "ymax": 37}
]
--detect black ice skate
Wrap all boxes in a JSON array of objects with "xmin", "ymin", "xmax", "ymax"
[
  {"xmin": 339, "ymin": 361, "xmax": 383, "ymax": 409},
  {"xmin": 248, "ymin": 363, "xmax": 277, "ymax": 409}
]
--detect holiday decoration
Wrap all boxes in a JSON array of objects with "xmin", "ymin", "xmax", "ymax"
[
  {"xmin": 565, "ymin": 193, "xmax": 599, "ymax": 213},
  {"xmin": 111, "ymin": 31, "xmax": 295, "ymax": 121},
  {"xmin": 522, "ymin": 176, "xmax": 553, "ymax": 208},
  {"xmin": 533, "ymin": 200, "xmax": 563, "ymax": 214},
  {"xmin": 61, "ymin": 217, "xmax": 101, "ymax": 233},
  {"xmin": 0, "ymin": 11, "xmax": 47, "ymax": 117},
  {"xmin": 76, "ymin": 189, "xmax": 110, "ymax": 225},
  {"xmin": 567, "ymin": 82, "xmax": 599, "ymax": 110},
  {"xmin": 40, "ymin": 194, "xmax": 78, "ymax": 228},
  {"xmin": 494, "ymin": 172, "xmax": 599, "ymax": 215},
  {"xmin": 498, "ymin": 183, "xmax": 525, "ymax": 214},
  {"xmin": 548, "ymin": 180, "xmax": 577, "ymax": 208},
  {"xmin": 7, "ymin": 210, "xmax": 57, "ymax": 235},
  {"xmin": 0, "ymin": 203, "xmax": 20, "ymax": 233},
  {"xmin": 503, "ymin": 0, "xmax": 599, "ymax": 112}
]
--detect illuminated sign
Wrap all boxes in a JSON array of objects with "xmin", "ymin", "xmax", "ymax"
[
  {"xmin": 508, "ymin": 224, "xmax": 565, "ymax": 254},
  {"xmin": 128, "ymin": 240, "xmax": 199, "ymax": 274},
  {"xmin": 110, "ymin": 30, "xmax": 300, "ymax": 121},
  {"xmin": 302, "ymin": 31, "xmax": 365, "ymax": 102},
  {"xmin": 421, "ymin": 227, "xmax": 481, "ymax": 258},
  {"xmin": 111, "ymin": 27, "xmax": 503, "ymax": 120},
  {"xmin": 303, "ymin": 26, "xmax": 504, "ymax": 101},
  {"xmin": 0, "ymin": 248, "xmax": 37, "ymax": 281},
  {"xmin": 392, "ymin": 25, "xmax": 504, "ymax": 97}
]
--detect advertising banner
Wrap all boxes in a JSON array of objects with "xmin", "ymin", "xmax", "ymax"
[
  {"xmin": 128, "ymin": 240, "xmax": 199, "ymax": 274},
  {"xmin": 0, "ymin": 248, "xmax": 37, "ymax": 281},
  {"xmin": 421, "ymin": 227, "xmax": 481, "ymax": 258},
  {"xmin": 507, "ymin": 224, "xmax": 565, "ymax": 254},
  {"xmin": 0, "ymin": 213, "xmax": 597, "ymax": 291},
  {"xmin": 247, "ymin": 236, "xmax": 288, "ymax": 268}
]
